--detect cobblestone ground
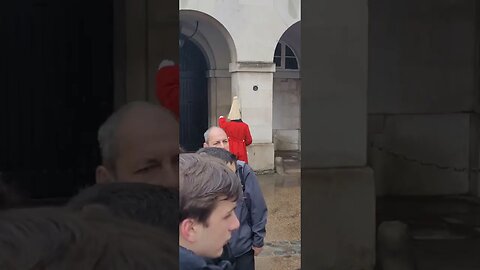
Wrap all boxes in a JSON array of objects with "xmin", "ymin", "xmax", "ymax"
[
  {"xmin": 256, "ymin": 255, "xmax": 301, "ymax": 270},
  {"xmin": 260, "ymin": 240, "xmax": 301, "ymax": 257},
  {"xmin": 255, "ymin": 171, "xmax": 301, "ymax": 270}
]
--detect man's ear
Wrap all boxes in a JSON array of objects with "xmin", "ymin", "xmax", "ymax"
[
  {"xmin": 95, "ymin": 165, "xmax": 114, "ymax": 184},
  {"xmin": 179, "ymin": 218, "xmax": 199, "ymax": 243},
  {"xmin": 203, "ymin": 142, "xmax": 208, "ymax": 148}
]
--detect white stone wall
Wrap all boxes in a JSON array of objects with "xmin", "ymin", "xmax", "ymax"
[
  {"xmin": 208, "ymin": 75, "xmax": 302, "ymax": 152},
  {"xmin": 180, "ymin": 0, "xmax": 301, "ymax": 62},
  {"xmin": 230, "ymin": 63, "xmax": 275, "ymax": 144},
  {"xmin": 180, "ymin": 0, "xmax": 301, "ymax": 170},
  {"xmin": 273, "ymin": 78, "xmax": 301, "ymax": 151}
]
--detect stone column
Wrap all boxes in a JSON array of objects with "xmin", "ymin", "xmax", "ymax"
[
  {"xmin": 229, "ymin": 62, "xmax": 275, "ymax": 171},
  {"xmin": 123, "ymin": 0, "xmax": 147, "ymax": 103},
  {"xmin": 146, "ymin": 0, "xmax": 179, "ymax": 103},
  {"xmin": 302, "ymin": 0, "xmax": 375, "ymax": 269},
  {"xmin": 113, "ymin": 0, "xmax": 178, "ymax": 107}
]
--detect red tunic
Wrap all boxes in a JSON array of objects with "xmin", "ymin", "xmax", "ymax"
[
  {"xmin": 219, "ymin": 116, "xmax": 253, "ymax": 163},
  {"xmin": 155, "ymin": 65, "xmax": 179, "ymax": 119}
]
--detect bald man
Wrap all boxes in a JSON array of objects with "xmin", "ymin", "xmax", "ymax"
[
  {"xmin": 95, "ymin": 101, "xmax": 179, "ymax": 188},
  {"xmin": 203, "ymin": 126, "xmax": 230, "ymax": 150}
]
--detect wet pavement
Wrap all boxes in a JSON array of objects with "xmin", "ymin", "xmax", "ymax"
[
  {"xmin": 377, "ymin": 195, "xmax": 480, "ymax": 269},
  {"xmin": 255, "ymin": 151, "xmax": 301, "ymax": 270},
  {"xmin": 261, "ymin": 240, "xmax": 301, "ymax": 257}
]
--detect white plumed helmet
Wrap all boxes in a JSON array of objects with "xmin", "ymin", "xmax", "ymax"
[{"xmin": 227, "ymin": 96, "xmax": 242, "ymax": 120}]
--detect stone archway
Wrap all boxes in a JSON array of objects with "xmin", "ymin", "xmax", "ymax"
[
  {"xmin": 179, "ymin": 10, "xmax": 235, "ymax": 133},
  {"xmin": 273, "ymin": 21, "xmax": 301, "ymax": 152}
]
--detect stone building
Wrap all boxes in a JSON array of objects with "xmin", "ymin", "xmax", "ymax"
[{"xmin": 179, "ymin": 0, "xmax": 301, "ymax": 171}]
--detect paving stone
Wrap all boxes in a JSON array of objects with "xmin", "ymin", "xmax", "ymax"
[{"xmin": 260, "ymin": 240, "xmax": 302, "ymax": 257}]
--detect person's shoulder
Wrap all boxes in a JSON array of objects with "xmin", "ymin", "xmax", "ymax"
[
  {"xmin": 236, "ymin": 160, "xmax": 246, "ymax": 169},
  {"xmin": 179, "ymin": 247, "xmax": 208, "ymax": 270},
  {"xmin": 237, "ymin": 161, "xmax": 255, "ymax": 174},
  {"xmin": 204, "ymin": 260, "xmax": 234, "ymax": 270}
]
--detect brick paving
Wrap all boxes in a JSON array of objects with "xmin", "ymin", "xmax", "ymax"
[{"xmin": 259, "ymin": 240, "xmax": 301, "ymax": 257}]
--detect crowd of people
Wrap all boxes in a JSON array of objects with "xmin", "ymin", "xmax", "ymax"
[{"xmin": 0, "ymin": 98, "xmax": 268, "ymax": 270}]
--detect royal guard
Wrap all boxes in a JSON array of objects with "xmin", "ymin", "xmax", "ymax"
[
  {"xmin": 219, "ymin": 96, "xmax": 253, "ymax": 163},
  {"xmin": 155, "ymin": 60, "xmax": 179, "ymax": 119}
]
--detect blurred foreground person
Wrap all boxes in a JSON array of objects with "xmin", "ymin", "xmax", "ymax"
[
  {"xmin": 0, "ymin": 207, "xmax": 178, "ymax": 270},
  {"xmin": 67, "ymin": 182, "xmax": 178, "ymax": 234},
  {"xmin": 96, "ymin": 101, "xmax": 179, "ymax": 188}
]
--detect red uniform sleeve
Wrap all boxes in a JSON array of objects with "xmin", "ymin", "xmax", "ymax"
[{"xmin": 218, "ymin": 116, "xmax": 227, "ymax": 129}]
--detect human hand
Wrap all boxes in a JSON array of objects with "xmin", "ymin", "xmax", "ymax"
[{"xmin": 252, "ymin": 246, "xmax": 263, "ymax": 256}]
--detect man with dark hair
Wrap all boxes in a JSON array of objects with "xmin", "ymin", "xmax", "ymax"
[
  {"xmin": 95, "ymin": 101, "xmax": 179, "ymax": 188},
  {"xmin": 179, "ymin": 153, "xmax": 242, "ymax": 270},
  {"xmin": 203, "ymin": 127, "xmax": 268, "ymax": 270},
  {"xmin": 0, "ymin": 207, "xmax": 178, "ymax": 270},
  {"xmin": 196, "ymin": 148, "xmax": 238, "ymax": 267},
  {"xmin": 67, "ymin": 182, "xmax": 178, "ymax": 233},
  {"xmin": 197, "ymin": 147, "xmax": 237, "ymax": 172}
]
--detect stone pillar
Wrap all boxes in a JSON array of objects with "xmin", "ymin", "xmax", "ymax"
[
  {"xmin": 113, "ymin": 0, "xmax": 178, "ymax": 107},
  {"xmin": 124, "ymin": 0, "xmax": 147, "ymax": 103},
  {"xmin": 229, "ymin": 62, "xmax": 275, "ymax": 171},
  {"xmin": 206, "ymin": 69, "xmax": 232, "ymax": 127},
  {"xmin": 146, "ymin": 0, "xmax": 179, "ymax": 103},
  {"xmin": 302, "ymin": 0, "xmax": 374, "ymax": 269}
]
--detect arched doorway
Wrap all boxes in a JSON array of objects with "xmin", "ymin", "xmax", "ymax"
[
  {"xmin": 273, "ymin": 21, "xmax": 301, "ymax": 153},
  {"xmin": 180, "ymin": 9, "xmax": 237, "ymax": 133},
  {"xmin": 179, "ymin": 38, "xmax": 209, "ymax": 151}
]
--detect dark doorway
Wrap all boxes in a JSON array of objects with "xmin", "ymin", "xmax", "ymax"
[
  {"xmin": 179, "ymin": 38, "xmax": 208, "ymax": 152},
  {"xmin": 1, "ymin": 0, "xmax": 114, "ymax": 202}
]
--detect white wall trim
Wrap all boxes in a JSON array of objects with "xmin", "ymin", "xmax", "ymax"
[
  {"xmin": 206, "ymin": 69, "xmax": 231, "ymax": 78},
  {"xmin": 274, "ymin": 71, "xmax": 300, "ymax": 79},
  {"xmin": 229, "ymin": 62, "xmax": 276, "ymax": 73}
]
